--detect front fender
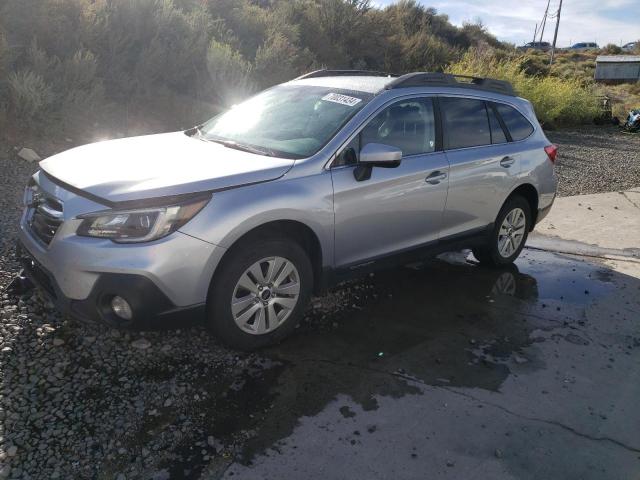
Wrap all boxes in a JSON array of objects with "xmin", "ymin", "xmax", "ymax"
[{"xmin": 178, "ymin": 170, "xmax": 335, "ymax": 269}]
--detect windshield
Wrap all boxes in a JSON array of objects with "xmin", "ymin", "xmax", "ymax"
[{"xmin": 199, "ymin": 85, "xmax": 374, "ymax": 159}]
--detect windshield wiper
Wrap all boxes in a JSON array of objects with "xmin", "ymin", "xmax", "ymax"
[
  {"xmin": 212, "ymin": 139, "xmax": 275, "ymax": 157},
  {"xmin": 185, "ymin": 125, "xmax": 204, "ymax": 138}
]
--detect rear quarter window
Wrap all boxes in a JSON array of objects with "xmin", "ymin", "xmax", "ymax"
[{"xmin": 495, "ymin": 103, "xmax": 534, "ymax": 141}]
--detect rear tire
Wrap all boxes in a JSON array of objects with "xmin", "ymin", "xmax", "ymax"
[
  {"xmin": 473, "ymin": 195, "xmax": 531, "ymax": 267},
  {"xmin": 207, "ymin": 236, "xmax": 313, "ymax": 351}
]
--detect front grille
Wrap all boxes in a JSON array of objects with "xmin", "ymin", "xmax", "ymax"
[{"xmin": 28, "ymin": 194, "xmax": 64, "ymax": 246}]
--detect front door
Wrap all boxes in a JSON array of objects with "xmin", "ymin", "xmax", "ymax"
[{"xmin": 331, "ymin": 97, "xmax": 450, "ymax": 268}]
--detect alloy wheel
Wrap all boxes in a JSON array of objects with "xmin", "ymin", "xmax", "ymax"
[
  {"xmin": 497, "ymin": 207, "xmax": 526, "ymax": 258},
  {"xmin": 231, "ymin": 256, "xmax": 300, "ymax": 335}
]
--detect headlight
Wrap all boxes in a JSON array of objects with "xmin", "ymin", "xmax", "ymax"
[{"xmin": 76, "ymin": 194, "xmax": 210, "ymax": 243}]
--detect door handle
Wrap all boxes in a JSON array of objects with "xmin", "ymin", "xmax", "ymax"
[
  {"xmin": 426, "ymin": 171, "xmax": 447, "ymax": 184},
  {"xmin": 500, "ymin": 156, "xmax": 515, "ymax": 168}
]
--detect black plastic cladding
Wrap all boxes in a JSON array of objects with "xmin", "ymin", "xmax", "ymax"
[
  {"xmin": 386, "ymin": 72, "xmax": 516, "ymax": 96},
  {"xmin": 295, "ymin": 70, "xmax": 516, "ymax": 97}
]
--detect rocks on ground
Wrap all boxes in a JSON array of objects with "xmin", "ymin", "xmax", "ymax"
[
  {"xmin": 547, "ymin": 126, "xmax": 640, "ymax": 197},
  {"xmin": 16, "ymin": 148, "xmax": 41, "ymax": 163}
]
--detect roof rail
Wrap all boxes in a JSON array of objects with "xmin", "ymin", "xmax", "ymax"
[
  {"xmin": 386, "ymin": 72, "xmax": 516, "ymax": 96},
  {"xmin": 295, "ymin": 69, "xmax": 396, "ymax": 80}
]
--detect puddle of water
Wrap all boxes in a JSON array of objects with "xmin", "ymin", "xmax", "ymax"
[
  {"xmin": 202, "ymin": 249, "xmax": 621, "ymax": 465},
  {"xmin": 135, "ymin": 248, "xmax": 627, "ymax": 478},
  {"xmin": 515, "ymin": 251, "xmax": 614, "ymax": 303}
]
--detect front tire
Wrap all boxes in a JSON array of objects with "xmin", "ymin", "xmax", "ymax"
[
  {"xmin": 207, "ymin": 237, "xmax": 313, "ymax": 350},
  {"xmin": 473, "ymin": 195, "xmax": 531, "ymax": 267}
]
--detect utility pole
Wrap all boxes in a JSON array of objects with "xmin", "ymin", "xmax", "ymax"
[
  {"xmin": 532, "ymin": 23, "xmax": 539, "ymax": 43},
  {"xmin": 539, "ymin": 0, "xmax": 551, "ymax": 43},
  {"xmin": 549, "ymin": 0, "xmax": 563, "ymax": 65}
]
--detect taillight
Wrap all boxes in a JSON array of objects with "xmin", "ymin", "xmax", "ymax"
[{"xmin": 544, "ymin": 144, "xmax": 558, "ymax": 163}]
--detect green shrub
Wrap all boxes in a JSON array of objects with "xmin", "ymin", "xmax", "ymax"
[
  {"xmin": 550, "ymin": 59, "xmax": 595, "ymax": 85},
  {"xmin": 133, "ymin": 1, "xmax": 211, "ymax": 93},
  {"xmin": 601, "ymin": 44, "xmax": 622, "ymax": 55},
  {"xmin": 58, "ymin": 49, "xmax": 106, "ymax": 130},
  {"xmin": 7, "ymin": 70, "xmax": 54, "ymax": 125},
  {"xmin": 447, "ymin": 50, "xmax": 600, "ymax": 126},
  {"xmin": 519, "ymin": 52, "xmax": 549, "ymax": 76},
  {"xmin": 206, "ymin": 40, "xmax": 255, "ymax": 106},
  {"xmin": 401, "ymin": 32, "xmax": 457, "ymax": 72},
  {"xmin": 254, "ymin": 33, "xmax": 304, "ymax": 88}
]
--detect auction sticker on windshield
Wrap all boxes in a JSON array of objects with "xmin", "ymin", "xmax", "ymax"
[{"xmin": 322, "ymin": 93, "xmax": 362, "ymax": 107}]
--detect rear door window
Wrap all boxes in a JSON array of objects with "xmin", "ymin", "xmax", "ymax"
[
  {"xmin": 495, "ymin": 103, "xmax": 534, "ymax": 141},
  {"xmin": 440, "ymin": 97, "xmax": 491, "ymax": 149}
]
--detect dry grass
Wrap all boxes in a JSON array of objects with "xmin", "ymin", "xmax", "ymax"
[
  {"xmin": 447, "ymin": 50, "xmax": 600, "ymax": 127},
  {"xmin": 598, "ymin": 83, "xmax": 640, "ymax": 119}
]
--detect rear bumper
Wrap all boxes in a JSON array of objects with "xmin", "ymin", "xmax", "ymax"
[
  {"xmin": 531, "ymin": 195, "xmax": 556, "ymax": 230},
  {"xmin": 535, "ymin": 201, "xmax": 554, "ymax": 227},
  {"xmin": 16, "ymin": 241, "xmax": 205, "ymax": 327}
]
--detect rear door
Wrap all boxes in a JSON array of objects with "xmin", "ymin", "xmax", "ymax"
[
  {"xmin": 331, "ymin": 96, "xmax": 450, "ymax": 268},
  {"xmin": 439, "ymin": 96, "xmax": 525, "ymax": 238}
]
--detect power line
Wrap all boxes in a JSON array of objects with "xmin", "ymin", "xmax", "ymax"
[{"xmin": 538, "ymin": 0, "xmax": 551, "ymax": 43}]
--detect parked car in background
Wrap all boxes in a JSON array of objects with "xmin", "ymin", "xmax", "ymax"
[
  {"xmin": 622, "ymin": 42, "xmax": 638, "ymax": 52},
  {"xmin": 517, "ymin": 41, "xmax": 551, "ymax": 52},
  {"xmin": 568, "ymin": 42, "xmax": 599, "ymax": 51},
  {"xmin": 17, "ymin": 70, "xmax": 558, "ymax": 350}
]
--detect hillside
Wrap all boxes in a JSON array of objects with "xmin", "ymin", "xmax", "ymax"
[
  {"xmin": 0, "ymin": 0, "xmax": 502, "ymax": 146},
  {"xmin": 0, "ymin": 0, "xmax": 637, "ymax": 151},
  {"xmin": 522, "ymin": 49, "xmax": 640, "ymax": 119}
]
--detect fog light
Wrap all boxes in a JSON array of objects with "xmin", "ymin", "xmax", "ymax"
[{"xmin": 110, "ymin": 296, "xmax": 133, "ymax": 320}]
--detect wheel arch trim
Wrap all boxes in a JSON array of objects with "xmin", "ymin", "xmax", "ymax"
[
  {"xmin": 504, "ymin": 182, "xmax": 540, "ymax": 230},
  {"xmin": 211, "ymin": 218, "xmax": 328, "ymax": 295}
]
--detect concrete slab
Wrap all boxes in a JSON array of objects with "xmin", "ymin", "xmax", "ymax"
[
  {"xmin": 208, "ymin": 250, "xmax": 640, "ymax": 480},
  {"xmin": 625, "ymin": 190, "xmax": 640, "ymax": 208},
  {"xmin": 534, "ymin": 189, "xmax": 640, "ymax": 251}
]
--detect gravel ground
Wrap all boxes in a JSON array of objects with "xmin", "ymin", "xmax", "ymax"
[
  {"xmin": 0, "ymin": 144, "xmax": 251, "ymax": 477},
  {"xmin": 548, "ymin": 126, "xmax": 640, "ymax": 197},
  {"xmin": 0, "ymin": 145, "xmax": 369, "ymax": 478},
  {"xmin": 0, "ymin": 126, "xmax": 638, "ymax": 479}
]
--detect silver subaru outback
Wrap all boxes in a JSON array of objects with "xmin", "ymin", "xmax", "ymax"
[{"xmin": 17, "ymin": 71, "xmax": 558, "ymax": 350}]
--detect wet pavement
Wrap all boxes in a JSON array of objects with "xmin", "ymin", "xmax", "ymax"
[{"xmin": 197, "ymin": 249, "xmax": 640, "ymax": 480}]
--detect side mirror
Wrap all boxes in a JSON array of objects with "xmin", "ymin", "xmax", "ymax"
[
  {"xmin": 359, "ymin": 143, "xmax": 402, "ymax": 165},
  {"xmin": 354, "ymin": 143, "xmax": 402, "ymax": 182}
]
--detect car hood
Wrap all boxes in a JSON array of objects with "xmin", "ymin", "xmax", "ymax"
[{"xmin": 39, "ymin": 132, "xmax": 295, "ymax": 204}]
